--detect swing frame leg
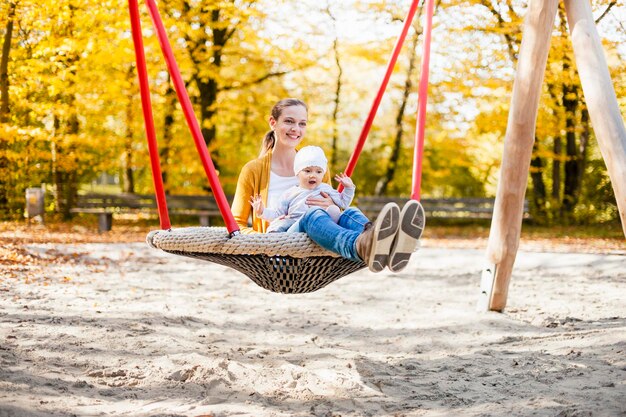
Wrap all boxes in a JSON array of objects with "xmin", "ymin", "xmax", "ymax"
[
  {"xmin": 564, "ymin": 0, "xmax": 626, "ymax": 235},
  {"xmin": 481, "ymin": 0, "xmax": 559, "ymax": 312},
  {"xmin": 481, "ymin": 0, "xmax": 626, "ymax": 312}
]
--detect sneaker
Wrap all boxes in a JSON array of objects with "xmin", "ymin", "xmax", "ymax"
[
  {"xmin": 388, "ymin": 200, "xmax": 425, "ymax": 272},
  {"xmin": 355, "ymin": 202, "xmax": 400, "ymax": 272}
]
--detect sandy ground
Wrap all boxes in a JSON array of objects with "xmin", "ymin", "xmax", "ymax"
[{"xmin": 0, "ymin": 237, "xmax": 625, "ymax": 417}]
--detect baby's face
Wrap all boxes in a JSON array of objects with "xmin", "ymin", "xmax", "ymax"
[{"xmin": 297, "ymin": 166, "xmax": 325, "ymax": 190}]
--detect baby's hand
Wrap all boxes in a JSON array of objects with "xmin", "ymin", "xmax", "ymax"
[
  {"xmin": 250, "ymin": 194, "xmax": 264, "ymax": 215},
  {"xmin": 335, "ymin": 172, "xmax": 355, "ymax": 188}
]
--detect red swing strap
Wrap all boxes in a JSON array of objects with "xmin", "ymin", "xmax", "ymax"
[
  {"xmin": 340, "ymin": 0, "xmax": 435, "ymax": 201},
  {"xmin": 128, "ymin": 0, "xmax": 170, "ymax": 230},
  {"xmin": 412, "ymin": 0, "xmax": 435, "ymax": 200},
  {"xmin": 128, "ymin": 0, "xmax": 240, "ymax": 234}
]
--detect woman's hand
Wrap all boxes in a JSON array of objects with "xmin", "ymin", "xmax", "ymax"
[
  {"xmin": 250, "ymin": 194, "xmax": 264, "ymax": 215},
  {"xmin": 306, "ymin": 191, "xmax": 336, "ymax": 209}
]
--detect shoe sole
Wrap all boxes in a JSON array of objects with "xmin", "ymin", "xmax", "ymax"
[
  {"xmin": 368, "ymin": 203, "xmax": 400, "ymax": 273},
  {"xmin": 388, "ymin": 200, "xmax": 425, "ymax": 272}
]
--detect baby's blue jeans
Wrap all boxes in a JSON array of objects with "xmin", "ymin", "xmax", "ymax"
[{"xmin": 296, "ymin": 207, "xmax": 370, "ymax": 262}]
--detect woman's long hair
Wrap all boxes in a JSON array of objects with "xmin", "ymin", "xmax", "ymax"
[{"xmin": 259, "ymin": 98, "xmax": 308, "ymax": 157}]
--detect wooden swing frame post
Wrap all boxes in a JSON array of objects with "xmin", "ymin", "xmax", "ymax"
[
  {"xmin": 478, "ymin": 0, "xmax": 559, "ymax": 312},
  {"xmin": 479, "ymin": 0, "xmax": 626, "ymax": 312},
  {"xmin": 564, "ymin": 0, "xmax": 626, "ymax": 234}
]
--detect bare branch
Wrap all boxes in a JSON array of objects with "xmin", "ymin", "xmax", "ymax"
[
  {"xmin": 220, "ymin": 70, "xmax": 289, "ymax": 91},
  {"xmin": 595, "ymin": 0, "xmax": 617, "ymax": 24},
  {"xmin": 480, "ymin": 0, "xmax": 518, "ymax": 64}
]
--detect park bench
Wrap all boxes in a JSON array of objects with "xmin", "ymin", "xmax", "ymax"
[
  {"xmin": 71, "ymin": 193, "xmax": 227, "ymax": 232},
  {"xmin": 355, "ymin": 196, "xmax": 530, "ymax": 221},
  {"xmin": 71, "ymin": 193, "xmax": 530, "ymax": 232}
]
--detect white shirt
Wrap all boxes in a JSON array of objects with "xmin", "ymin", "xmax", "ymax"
[{"xmin": 268, "ymin": 171, "xmax": 298, "ymax": 209}]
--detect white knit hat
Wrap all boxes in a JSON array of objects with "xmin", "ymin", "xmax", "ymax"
[{"xmin": 293, "ymin": 146, "xmax": 328, "ymax": 175}]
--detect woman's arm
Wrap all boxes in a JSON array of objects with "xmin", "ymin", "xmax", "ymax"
[
  {"xmin": 231, "ymin": 163, "xmax": 257, "ymax": 234},
  {"xmin": 305, "ymin": 192, "xmax": 335, "ymax": 208},
  {"xmin": 324, "ymin": 187, "xmax": 355, "ymax": 209}
]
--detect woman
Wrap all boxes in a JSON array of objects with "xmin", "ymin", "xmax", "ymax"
[{"xmin": 231, "ymin": 98, "xmax": 424, "ymax": 273}]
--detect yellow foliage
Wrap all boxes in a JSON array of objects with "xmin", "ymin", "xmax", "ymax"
[{"xmin": 0, "ymin": 0, "xmax": 623, "ymax": 224}]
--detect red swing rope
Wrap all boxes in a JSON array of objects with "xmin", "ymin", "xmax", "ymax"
[
  {"xmin": 340, "ymin": 0, "xmax": 434, "ymax": 199},
  {"xmin": 130, "ymin": 0, "xmax": 434, "ymax": 232},
  {"xmin": 412, "ymin": 0, "xmax": 435, "ymax": 200},
  {"xmin": 340, "ymin": 0, "xmax": 422, "ymax": 193},
  {"xmin": 128, "ymin": 0, "xmax": 170, "ymax": 230},
  {"xmin": 129, "ymin": 0, "xmax": 239, "ymax": 234}
]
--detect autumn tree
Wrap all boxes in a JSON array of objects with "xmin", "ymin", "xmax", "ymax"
[
  {"xmin": 155, "ymin": 1, "xmax": 309, "ymax": 168},
  {"xmin": 437, "ymin": 0, "xmax": 623, "ymax": 223},
  {"xmin": 0, "ymin": 1, "xmax": 17, "ymax": 211},
  {"xmin": 0, "ymin": 0, "xmax": 129, "ymax": 218},
  {"xmin": 0, "ymin": 1, "xmax": 15, "ymax": 122},
  {"xmin": 1, "ymin": 0, "xmax": 623, "ymax": 225}
]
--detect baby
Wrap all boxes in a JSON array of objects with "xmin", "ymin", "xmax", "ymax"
[{"xmin": 250, "ymin": 146, "xmax": 356, "ymax": 233}]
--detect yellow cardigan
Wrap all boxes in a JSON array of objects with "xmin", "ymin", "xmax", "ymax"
[
  {"xmin": 231, "ymin": 150, "xmax": 273, "ymax": 234},
  {"xmin": 231, "ymin": 149, "xmax": 331, "ymax": 234}
]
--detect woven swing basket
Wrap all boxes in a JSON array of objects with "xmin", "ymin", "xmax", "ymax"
[{"xmin": 147, "ymin": 227, "xmax": 366, "ymax": 294}]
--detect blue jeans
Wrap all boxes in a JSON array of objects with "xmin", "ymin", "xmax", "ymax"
[{"xmin": 297, "ymin": 207, "xmax": 370, "ymax": 262}]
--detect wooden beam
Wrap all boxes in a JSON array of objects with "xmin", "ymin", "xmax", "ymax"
[
  {"xmin": 564, "ymin": 0, "xmax": 626, "ymax": 237},
  {"xmin": 481, "ymin": 0, "xmax": 559, "ymax": 312}
]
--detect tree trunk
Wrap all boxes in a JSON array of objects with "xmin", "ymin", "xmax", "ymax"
[
  {"xmin": 52, "ymin": 116, "xmax": 70, "ymax": 220},
  {"xmin": 578, "ymin": 107, "xmax": 589, "ymax": 188},
  {"xmin": 53, "ymin": 5, "xmax": 79, "ymax": 220},
  {"xmin": 330, "ymin": 36, "xmax": 342, "ymax": 174},
  {"xmin": 53, "ymin": 114, "xmax": 80, "ymax": 220},
  {"xmin": 562, "ymin": 78, "xmax": 580, "ymax": 215},
  {"xmin": 161, "ymin": 77, "xmax": 176, "ymax": 194},
  {"xmin": 197, "ymin": 78, "xmax": 219, "ymax": 155},
  {"xmin": 552, "ymin": 7, "xmax": 568, "ymax": 206},
  {"xmin": 552, "ymin": 136, "xmax": 561, "ymax": 200},
  {"xmin": 546, "ymin": 80, "xmax": 562, "ymax": 203},
  {"xmin": 0, "ymin": 1, "xmax": 15, "ymax": 211},
  {"xmin": 561, "ymin": 10, "xmax": 582, "ymax": 216},
  {"xmin": 123, "ymin": 68, "xmax": 135, "ymax": 194},
  {"xmin": 54, "ymin": 102, "xmax": 79, "ymax": 220},
  {"xmin": 0, "ymin": 1, "xmax": 16, "ymax": 122},
  {"xmin": 189, "ymin": 7, "xmax": 227, "ymax": 173},
  {"xmin": 530, "ymin": 139, "xmax": 547, "ymax": 220}
]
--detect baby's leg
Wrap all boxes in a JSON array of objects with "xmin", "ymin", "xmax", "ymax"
[
  {"xmin": 325, "ymin": 205, "xmax": 341, "ymax": 223},
  {"xmin": 267, "ymin": 218, "xmax": 294, "ymax": 233},
  {"xmin": 286, "ymin": 219, "xmax": 302, "ymax": 233},
  {"xmin": 338, "ymin": 207, "xmax": 370, "ymax": 231}
]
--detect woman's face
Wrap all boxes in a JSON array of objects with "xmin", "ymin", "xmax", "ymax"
[{"xmin": 269, "ymin": 105, "xmax": 307, "ymax": 149}]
